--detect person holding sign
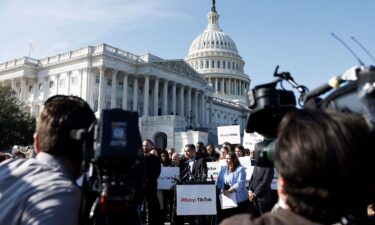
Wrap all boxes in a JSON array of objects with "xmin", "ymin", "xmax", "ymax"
[{"xmin": 216, "ymin": 152, "xmax": 249, "ymax": 222}]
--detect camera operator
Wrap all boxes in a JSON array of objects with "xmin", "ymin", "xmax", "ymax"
[
  {"xmin": 221, "ymin": 109, "xmax": 375, "ymax": 225},
  {"xmin": 0, "ymin": 95, "xmax": 96, "ymax": 225}
]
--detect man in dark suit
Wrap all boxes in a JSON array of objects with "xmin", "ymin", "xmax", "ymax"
[
  {"xmin": 248, "ymin": 165, "xmax": 277, "ymax": 217},
  {"xmin": 184, "ymin": 144, "xmax": 207, "ymax": 182},
  {"xmin": 141, "ymin": 139, "xmax": 162, "ymax": 225},
  {"xmin": 178, "ymin": 144, "xmax": 208, "ymax": 225}
]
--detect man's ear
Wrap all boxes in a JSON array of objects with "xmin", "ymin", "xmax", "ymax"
[{"xmin": 33, "ymin": 132, "xmax": 40, "ymax": 155}]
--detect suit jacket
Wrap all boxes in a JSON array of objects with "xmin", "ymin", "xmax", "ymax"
[
  {"xmin": 179, "ymin": 157, "xmax": 207, "ymax": 182},
  {"xmin": 249, "ymin": 166, "xmax": 274, "ymax": 201},
  {"xmin": 191, "ymin": 157, "xmax": 207, "ymax": 181},
  {"xmin": 144, "ymin": 154, "xmax": 161, "ymax": 193}
]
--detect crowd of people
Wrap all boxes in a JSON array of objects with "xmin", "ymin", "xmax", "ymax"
[
  {"xmin": 0, "ymin": 95, "xmax": 374, "ymax": 225},
  {"xmin": 142, "ymin": 138, "xmax": 280, "ymax": 225}
]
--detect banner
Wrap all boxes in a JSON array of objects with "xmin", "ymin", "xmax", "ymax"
[
  {"xmin": 157, "ymin": 167, "xmax": 179, "ymax": 190},
  {"xmin": 176, "ymin": 184, "xmax": 217, "ymax": 215},
  {"xmin": 271, "ymin": 168, "xmax": 278, "ymax": 190},
  {"xmin": 217, "ymin": 125, "xmax": 241, "ymax": 144},
  {"xmin": 206, "ymin": 162, "xmax": 222, "ymax": 181},
  {"xmin": 239, "ymin": 156, "xmax": 254, "ymax": 182},
  {"xmin": 219, "ymin": 192, "xmax": 237, "ymax": 209},
  {"xmin": 243, "ymin": 131, "xmax": 264, "ymax": 150}
]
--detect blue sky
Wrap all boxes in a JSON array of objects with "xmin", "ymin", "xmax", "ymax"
[{"xmin": 0, "ymin": 0, "xmax": 374, "ymax": 93}]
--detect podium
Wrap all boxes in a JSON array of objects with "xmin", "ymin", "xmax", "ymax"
[{"xmin": 176, "ymin": 182, "xmax": 216, "ymax": 216}]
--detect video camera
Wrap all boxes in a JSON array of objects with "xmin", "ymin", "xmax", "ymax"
[
  {"xmin": 72, "ymin": 109, "xmax": 144, "ymax": 225},
  {"xmin": 247, "ymin": 65, "xmax": 375, "ymax": 167}
]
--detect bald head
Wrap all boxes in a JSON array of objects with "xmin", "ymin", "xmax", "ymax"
[{"xmin": 171, "ymin": 153, "xmax": 180, "ymax": 166}]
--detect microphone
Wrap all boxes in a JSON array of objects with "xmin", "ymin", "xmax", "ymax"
[
  {"xmin": 303, "ymin": 76, "xmax": 344, "ymax": 102},
  {"xmin": 331, "ymin": 33, "xmax": 365, "ymax": 66},
  {"xmin": 303, "ymin": 66, "xmax": 361, "ymax": 103},
  {"xmin": 179, "ymin": 162, "xmax": 191, "ymax": 182}
]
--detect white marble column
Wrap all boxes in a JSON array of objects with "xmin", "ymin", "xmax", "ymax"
[
  {"xmin": 132, "ymin": 76, "xmax": 138, "ymax": 111},
  {"xmin": 97, "ymin": 67, "xmax": 106, "ymax": 111},
  {"xmin": 110, "ymin": 70, "xmax": 118, "ymax": 108},
  {"xmin": 11, "ymin": 79, "xmax": 15, "ymax": 92},
  {"xmin": 143, "ymin": 75, "xmax": 150, "ymax": 117},
  {"xmin": 187, "ymin": 87, "xmax": 192, "ymax": 116},
  {"xmin": 172, "ymin": 82, "xmax": 176, "ymax": 115},
  {"xmin": 234, "ymin": 80, "xmax": 238, "ymax": 95},
  {"xmin": 122, "ymin": 73, "xmax": 128, "ymax": 110},
  {"xmin": 31, "ymin": 78, "xmax": 38, "ymax": 115},
  {"xmin": 43, "ymin": 77, "xmax": 49, "ymax": 100},
  {"xmin": 208, "ymin": 97, "xmax": 213, "ymax": 124},
  {"xmin": 153, "ymin": 78, "xmax": 159, "ymax": 116},
  {"xmin": 162, "ymin": 80, "xmax": 168, "ymax": 115},
  {"xmin": 20, "ymin": 78, "xmax": 27, "ymax": 101},
  {"xmin": 241, "ymin": 81, "xmax": 245, "ymax": 96},
  {"xmin": 55, "ymin": 74, "xmax": 60, "ymax": 95},
  {"xmin": 79, "ymin": 69, "xmax": 83, "ymax": 98},
  {"xmin": 179, "ymin": 86, "xmax": 184, "ymax": 116},
  {"xmin": 229, "ymin": 79, "xmax": 232, "ymax": 95},
  {"xmin": 215, "ymin": 78, "xmax": 218, "ymax": 94},
  {"xmin": 194, "ymin": 90, "xmax": 199, "ymax": 125},
  {"xmin": 200, "ymin": 92, "xmax": 205, "ymax": 125},
  {"xmin": 221, "ymin": 78, "xmax": 225, "ymax": 94},
  {"xmin": 67, "ymin": 71, "xmax": 72, "ymax": 95}
]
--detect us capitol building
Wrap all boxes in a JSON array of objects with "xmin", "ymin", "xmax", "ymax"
[{"xmin": 0, "ymin": 2, "xmax": 251, "ymax": 151}]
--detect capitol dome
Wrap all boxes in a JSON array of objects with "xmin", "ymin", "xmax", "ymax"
[
  {"xmin": 187, "ymin": 26, "xmax": 239, "ymax": 55},
  {"xmin": 185, "ymin": 1, "xmax": 251, "ymax": 105}
]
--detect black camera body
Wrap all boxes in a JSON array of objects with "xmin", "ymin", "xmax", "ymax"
[
  {"xmin": 247, "ymin": 66, "xmax": 375, "ymax": 168},
  {"xmin": 79, "ymin": 109, "xmax": 144, "ymax": 225},
  {"xmin": 246, "ymin": 76, "xmax": 297, "ymax": 167},
  {"xmin": 246, "ymin": 80, "xmax": 296, "ymax": 139}
]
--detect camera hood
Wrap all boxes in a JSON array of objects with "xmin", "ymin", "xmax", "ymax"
[{"xmin": 246, "ymin": 81, "xmax": 296, "ymax": 138}]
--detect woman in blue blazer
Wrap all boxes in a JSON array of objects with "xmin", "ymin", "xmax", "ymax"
[{"xmin": 216, "ymin": 151, "xmax": 249, "ymax": 222}]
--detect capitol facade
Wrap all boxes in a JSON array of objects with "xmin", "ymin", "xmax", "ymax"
[{"xmin": 0, "ymin": 2, "xmax": 250, "ymax": 151}]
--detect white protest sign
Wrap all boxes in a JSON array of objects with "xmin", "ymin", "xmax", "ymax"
[
  {"xmin": 207, "ymin": 162, "xmax": 222, "ymax": 181},
  {"xmin": 219, "ymin": 159, "xmax": 226, "ymax": 166},
  {"xmin": 271, "ymin": 168, "xmax": 278, "ymax": 190},
  {"xmin": 219, "ymin": 192, "xmax": 237, "ymax": 209},
  {"xmin": 243, "ymin": 131, "xmax": 264, "ymax": 150},
  {"xmin": 217, "ymin": 125, "xmax": 241, "ymax": 144},
  {"xmin": 176, "ymin": 184, "xmax": 217, "ymax": 215},
  {"xmin": 157, "ymin": 167, "xmax": 180, "ymax": 190},
  {"xmin": 239, "ymin": 156, "xmax": 254, "ymax": 182}
]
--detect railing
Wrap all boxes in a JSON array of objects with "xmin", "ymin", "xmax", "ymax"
[
  {"xmin": 212, "ymin": 97, "xmax": 245, "ymax": 108},
  {"xmin": 1, "ymin": 44, "xmax": 144, "ymax": 68},
  {"xmin": 142, "ymin": 115, "xmax": 186, "ymax": 122}
]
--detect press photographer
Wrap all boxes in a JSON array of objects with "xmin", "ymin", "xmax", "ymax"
[{"xmin": 0, "ymin": 95, "xmax": 96, "ymax": 225}]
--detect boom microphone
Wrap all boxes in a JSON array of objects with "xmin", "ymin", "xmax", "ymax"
[
  {"xmin": 331, "ymin": 33, "xmax": 365, "ymax": 66},
  {"xmin": 351, "ymin": 36, "xmax": 375, "ymax": 64}
]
